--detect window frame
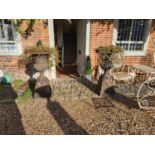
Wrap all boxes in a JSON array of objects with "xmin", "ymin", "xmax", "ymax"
[
  {"xmin": 112, "ymin": 19, "xmax": 151, "ymax": 56},
  {"xmin": 0, "ymin": 19, "xmax": 22, "ymax": 56}
]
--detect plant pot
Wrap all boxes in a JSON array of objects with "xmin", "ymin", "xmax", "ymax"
[{"xmin": 85, "ymin": 74, "xmax": 91, "ymax": 80}]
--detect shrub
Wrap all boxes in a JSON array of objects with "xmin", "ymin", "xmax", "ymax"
[
  {"xmin": 95, "ymin": 45, "xmax": 124, "ymax": 70},
  {"xmin": 19, "ymin": 46, "xmax": 55, "ymax": 68},
  {"xmin": 12, "ymin": 79, "xmax": 24, "ymax": 88}
]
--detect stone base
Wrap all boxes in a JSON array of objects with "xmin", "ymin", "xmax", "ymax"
[
  {"xmin": 97, "ymin": 72, "xmax": 115, "ymax": 97},
  {"xmin": 34, "ymin": 75, "xmax": 52, "ymax": 99}
]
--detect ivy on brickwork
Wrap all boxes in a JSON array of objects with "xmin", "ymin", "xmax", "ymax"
[{"xmin": 11, "ymin": 19, "xmax": 36, "ymax": 38}]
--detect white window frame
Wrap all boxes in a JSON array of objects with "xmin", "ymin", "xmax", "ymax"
[
  {"xmin": 0, "ymin": 19, "xmax": 22, "ymax": 56},
  {"xmin": 112, "ymin": 19, "xmax": 151, "ymax": 56}
]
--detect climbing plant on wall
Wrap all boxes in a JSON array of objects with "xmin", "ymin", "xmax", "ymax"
[{"xmin": 11, "ymin": 19, "xmax": 36, "ymax": 38}]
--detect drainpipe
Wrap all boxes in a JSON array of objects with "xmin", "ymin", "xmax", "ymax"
[{"xmin": 48, "ymin": 19, "xmax": 56, "ymax": 79}]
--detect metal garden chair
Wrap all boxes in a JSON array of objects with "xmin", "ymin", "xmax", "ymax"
[{"xmin": 110, "ymin": 53, "xmax": 136, "ymax": 85}]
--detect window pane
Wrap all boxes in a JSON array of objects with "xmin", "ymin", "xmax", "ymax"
[
  {"xmin": 0, "ymin": 19, "xmax": 16, "ymax": 53},
  {"xmin": 116, "ymin": 43, "xmax": 129, "ymax": 50},
  {"xmin": 117, "ymin": 20, "xmax": 132, "ymax": 41},
  {"xmin": 5, "ymin": 20, "xmax": 14, "ymax": 41},
  {"xmin": 0, "ymin": 19, "xmax": 14, "ymax": 41},
  {"xmin": 116, "ymin": 19, "xmax": 147, "ymax": 51},
  {"xmin": 131, "ymin": 20, "xmax": 146, "ymax": 41},
  {"xmin": 0, "ymin": 20, "xmax": 5, "ymax": 39},
  {"xmin": 4, "ymin": 19, "xmax": 11, "ymax": 25},
  {"xmin": 7, "ymin": 24, "xmax": 14, "ymax": 41},
  {"xmin": 129, "ymin": 43, "xmax": 143, "ymax": 51}
]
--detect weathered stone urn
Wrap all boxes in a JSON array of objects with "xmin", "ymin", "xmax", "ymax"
[{"xmin": 33, "ymin": 55, "xmax": 52, "ymax": 99}]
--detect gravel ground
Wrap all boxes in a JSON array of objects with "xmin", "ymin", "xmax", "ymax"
[
  {"xmin": 0, "ymin": 97, "xmax": 154, "ymax": 135},
  {"xmin": 0, "ymin": 78, "xmax": 155, "ymax": 135}
]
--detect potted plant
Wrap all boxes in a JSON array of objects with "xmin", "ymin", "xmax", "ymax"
[
  {"xmin": 19, "ymin": 40, "xmax": 55, "ymax": 69},
  {"xmin": 95, "ymin": 45, "xmax": 123, "ymax": 71}
]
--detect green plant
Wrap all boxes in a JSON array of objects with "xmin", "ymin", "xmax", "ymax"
[
  {"xmin": 58, "ymin": 47, "xmax": 62, "ymax": 67},
  {"xmin": 16, "ymin": 87, "xmax": 32, "ymax": 104},
  {"xmin": 96, "ymin": 45, "xmax": 123, "ymax": 59},
  {"xmin": 11, "ymin": 19, "xmax": 36, "ymax": 36},
  {"xmin": 11, "ymin": 79, "xmax": 24, "ymax": 89},
  {"xmin": 29, "ymin": 79, "xmax": 36, "ymax": 93},
  {"xmin": 37, "ymin": 40, "xmax": 43, "ymax": 47},
  {"xmin": 86, "ymin": 56, "xmax": 91, "ymax": 75},
  {"xmin": 96, "ymin": 45, "xmax": 124, "ymax": 69},
  {"xmin": 20, "ymin": 46, "xmax": 55, "ymax": 68},
  {"xmin": 15, "ymin": 79, "xmax": 36, "ymax": 104},
  {"xmin": 22, "ymin": 88, "xmax": 32, "ymax": 97},
  {"xmin": 24, "ymin": 46, "xmax": 54, "ymax": 55}
]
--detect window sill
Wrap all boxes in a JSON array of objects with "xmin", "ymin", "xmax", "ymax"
[
  {"xmin": 124, "ymin": 51, "xmax": 146, "ymax": 57},
  {"xmin": 0, "ymin": 50, "xmax": 22, "ymax": 56}
]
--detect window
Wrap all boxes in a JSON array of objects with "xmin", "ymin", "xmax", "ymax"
[
  {"xmin": 113, "ymin": 19, "xmax": 150, "ymax": 56},
  {"xmin": 0, "ymin": 19, "xmax": 22, "ymax": 55}
]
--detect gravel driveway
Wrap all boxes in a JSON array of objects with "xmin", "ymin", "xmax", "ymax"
[{"xmin": 0, "ymin": 97, "xmax": 155, "ymax": 135}]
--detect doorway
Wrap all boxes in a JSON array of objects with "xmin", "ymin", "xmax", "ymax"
[
  {"xmin": 63, "ymin": 20, "xmax": 77, "ymax": 71},
  {"xmin": 54, "ymin": 19, "xmax": 87, "ymax": 77}
]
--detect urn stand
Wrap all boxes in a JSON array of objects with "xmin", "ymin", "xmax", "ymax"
[
  {"xmin": 33, "ymin": 55, "xmax": 52, "ymax": 99},
  {"xmin": 97, "ymin": 59, "xmax": 114, "ymax": 97}
]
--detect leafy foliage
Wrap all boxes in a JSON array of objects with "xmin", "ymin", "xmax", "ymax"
[
  {"xmin": 16, "ymin": 87, "xmax": 32, "ymax": 104},
  {"xmin": 11, "ymin": 19, "xmax": 36, "ymax": 37},
  {"xmin": 96, "ymin": 45, "xmax": 124, "ymax": 69},
  {"xmin": 36, "ymin": 40, "xmax": 43, "ymax": 47},
  {"xmin": 24, "ymin": 46, "xmax": 54, "ymax": 55},
  {"xmin": 13, "ymin": 79, "xmax": 36, "ymax": 104},
  {"xmin": 96, "ymin": 45, "xmax": 123, "ymax": 59},
  {"xmin": 11, "ymin": 80, "xmax": 24, "ymax": 89},
  {"xmin": 19, "ymin": 46, "xmax": 55, "ymax": 68},
  {"xmin": 86, "ymin": 56, "xmax": 91, "ymax": 75}
]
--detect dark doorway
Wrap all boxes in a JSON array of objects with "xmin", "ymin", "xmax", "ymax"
[
  {"xmin": 63, "ymin": 21, "xmax": 77, "ymax": 71},
  {"xmin": 54, "ymin": 20, "xmax": 78, "ymax": 77}
]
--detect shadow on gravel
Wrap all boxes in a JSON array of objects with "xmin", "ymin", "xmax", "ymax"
[
  {"xmin": 47, "ymin": 100, "xmax": 88, "ymax": 135},
  {"xmin": 0, "ymin": 84, "xmax": 25, "ymax": 135},
  {"xmin": 106, "ymin": 89, "xmax": 139, "ymax": 109},
  {"xmin": 76, "ymin": 76, "xmax": 98, "ymax": 95},
  {"xmin": 35, "ymin": 84, "xmax": 88, "ymax": 135}
]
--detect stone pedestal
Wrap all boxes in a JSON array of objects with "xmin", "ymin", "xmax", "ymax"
[
  {"xmin": 33, "ymin": 55, "xmax": 52, "ymax": 99},
  {"xmin": 97, "ymin": 70, "xmax": 114, "ymax": 97},
  {"xmin": 34, "ymin": 72, "xmax": 52, "ymax": 99}
]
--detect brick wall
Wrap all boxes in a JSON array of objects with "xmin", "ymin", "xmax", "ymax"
[
  {"xmin": 0, "ymin": 19, "xmax": 50, "ymax": 76},
  {"xmin": 89, "ymin": 19, "xmax": 114, "ymax": 71},
  {"xmin": 21, "ymin": 19, "xmax": 50, "ymax": 48},
  {"xmin": 89, "ymin": 19, "xmax": 155, "ymax": 72},
  {"xmin": 0, "ymin": 56, "xmax": 19, "ymax": 73}
]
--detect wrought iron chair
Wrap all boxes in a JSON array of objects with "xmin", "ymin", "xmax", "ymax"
[{"xmin": 110, "ymin": 53, "xmax": 136, "ymax": 84}]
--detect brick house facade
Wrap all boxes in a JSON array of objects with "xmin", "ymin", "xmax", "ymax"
[
  {"xmin": 89, "ymin": 19, "xmax": 155, "ymax": 70},
  {"xmin": 0, "ymin": 19, "xmax": 155, "ymax": 80},
  {"xmin": 0, "ymin": 20, "xmax": 50, "ymax": 73}
]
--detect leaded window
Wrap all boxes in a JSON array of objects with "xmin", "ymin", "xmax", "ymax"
[
  {"xmin": 116, "ymin": 19, "xmax": 149, "ymax": 52},
  {"xmin": 0, "ymin": 19, "xmax": 17, "ymax": 53}
]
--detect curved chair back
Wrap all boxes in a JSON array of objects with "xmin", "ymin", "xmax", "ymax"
[{"xmin": 111, "ymin": 52, "xmax": 123, "ymax": 69}]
